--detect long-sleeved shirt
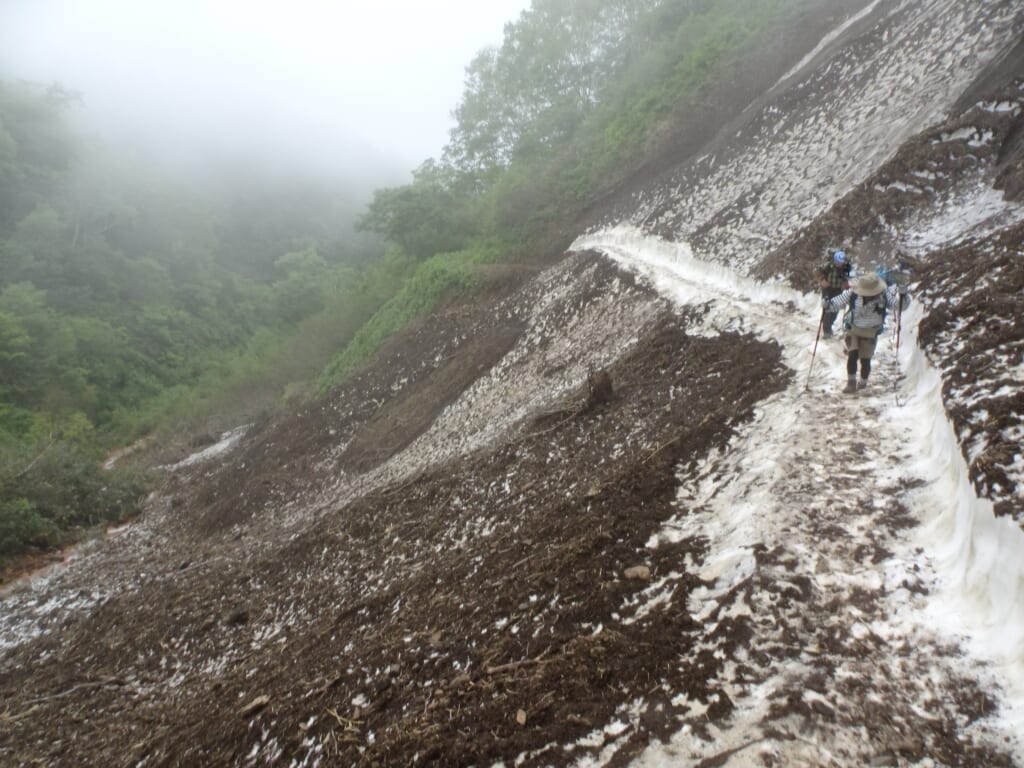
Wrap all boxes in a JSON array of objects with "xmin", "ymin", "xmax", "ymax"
[
  {"xmin": 816, "ymin": 260, "xmax": 852, "ymax": 290},
  {"xmin": 825, "ymin": 287, "xmax": 909, "ymax": 334}
]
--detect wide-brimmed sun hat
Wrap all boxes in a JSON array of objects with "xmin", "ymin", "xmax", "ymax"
[{"xmin": 853, "ymin": 273, "xmax": 886, "ymax": 296}]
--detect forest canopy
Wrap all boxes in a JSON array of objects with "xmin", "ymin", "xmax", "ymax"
[
  {"xmin": 358, "ymin": 0, "xmax": 804, "ymax": 248},
  {"xmin": 0, "ymin": 78, "xmax": 400, "ymax": 559}
]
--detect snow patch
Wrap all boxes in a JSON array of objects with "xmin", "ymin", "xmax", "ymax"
[{"xmin": 162, "ymin": 425, "xmax": 252, "ymax": 471}]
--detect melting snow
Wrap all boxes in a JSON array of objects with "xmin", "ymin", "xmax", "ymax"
[
  {"xmin": 162, "ymin": 425, "xmax": 253, "ymax": 471},
  {"xmin": 571, "ymin": 225, "xmax": 1024, "ymax": 764}
]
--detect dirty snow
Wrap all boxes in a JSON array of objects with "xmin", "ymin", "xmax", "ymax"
[
  {"xmin": 625, "ymin": 0, "xmax": 1019, "ymax": 274},
  {"xmin": 162, "ymin": 425, "xmax": 253, "ymax": 471},
  {"xmin": 771, "ymin": 0, "xmax": 885, "ymax": 90},
  {"xmin": 571, "ymin": 226, "xmax": 1024, "ymax": 764}
]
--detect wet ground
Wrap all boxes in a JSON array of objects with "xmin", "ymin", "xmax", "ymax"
[{"xmin": 2, "ymin": 1, "xmax": 1022, "ymax": 766}]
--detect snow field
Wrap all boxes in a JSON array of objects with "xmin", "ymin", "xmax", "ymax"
[
  {"xmin": 627, "ymin": 0, "xmax": 1020, "ymax": 274},
  {"xmin": 891, "ymin": 302, "xmax": 1024, "ymax": 728},
  {"xmin": 571, "ymin": 226, "xmax": 1024, "ymax": 765}
]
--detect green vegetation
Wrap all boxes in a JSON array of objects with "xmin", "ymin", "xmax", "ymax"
[
  {"xmin": 359, "ymin": 0, "xmax": 806, "ymax": 245},
  {"xmin": 0, "ymin": 80, "xmax": 396, "ymax": 563},
  {"xmin": 1, "ymin": 0, "xmax": 810, "ymax": 564},
  {"xmin": 318, "ymin": 240, "xmax": 506, "ymax": 389},
  {"xmin": 0, "ymin": 432, "xmax": 149, "ymax": 557}
]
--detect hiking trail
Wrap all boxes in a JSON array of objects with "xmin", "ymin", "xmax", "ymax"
[{"xmin": 572, "ymin": 227, "xmax": 1022, "ymax": 766}]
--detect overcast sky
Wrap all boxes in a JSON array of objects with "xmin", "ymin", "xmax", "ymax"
[{"xmin": 0, "ymin": 0, "xmax": 530, "ymax": 175}]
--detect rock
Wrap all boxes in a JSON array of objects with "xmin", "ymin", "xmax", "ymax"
[
  {"xmin": 240, "ymin": 695, "xmax": 270, "ymax": 717},
  {"xmin": 624, "ymin": 565, "xmax": 651, "ymax": 581},
  {"xmin": 515, "ymin": 709, "xmax": 527, "ymax": 726},
  {"xmin": 586, "ymin": 369, "xmax": 614, "ymax": 406},
  {"xmin": 894, "ymin": 737, "xmax": 925, "ymax": 755},
  {"xmin": 449, "ymin": 674, "xmax": 472, "ymax": 690},
  {"xmin": 190, "ymin": 433, "xmax": 217, "ymax": 448}
]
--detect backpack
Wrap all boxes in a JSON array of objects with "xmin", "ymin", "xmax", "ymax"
[
  {"xmin": 878, "ymin": 267, "xmax": 910, "ymax": 288},
  {"xmin": 844, "ymin": 293, "xmax": 888, "ymax": 336}
]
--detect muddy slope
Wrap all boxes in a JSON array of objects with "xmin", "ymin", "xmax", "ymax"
[
  {"xmin": 2, "ymin": 2, "xmax": 1023, "ymax": 766},
  {"xmin": 0, "ymin": 262, "xmax": 789, "ymax": 766}
]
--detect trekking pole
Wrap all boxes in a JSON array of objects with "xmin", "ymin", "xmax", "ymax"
[
  {"xmin": 895, "ymin": 298, "xmax": 902, "ymax": 355},
  {"xmin": 805, "ymin": 309, "xmax": 825, "ymax": 391},
  {"xmin": 893, "ymin": 298, "xmax": 905, "ymax": 403}
]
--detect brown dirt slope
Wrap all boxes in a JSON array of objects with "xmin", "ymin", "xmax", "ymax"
[
  {"xmin": 0, "ymin": 264, "xmax": 790, "ymax": 765},
  {"xmin": 4, "ymin": 3, "xmax": 1021, "ymax": 766}
]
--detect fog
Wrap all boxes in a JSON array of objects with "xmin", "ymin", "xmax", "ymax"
[{"xmin": 0, "ymin": 0, "xmax": 531, "ymax": 181}]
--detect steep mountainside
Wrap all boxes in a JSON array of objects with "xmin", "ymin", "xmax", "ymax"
[{"xmin": 2, "ymin": 1, "xmax": 1022, "ymax": 766}]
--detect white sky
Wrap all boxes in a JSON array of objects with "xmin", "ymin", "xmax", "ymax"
[{"xmin": 0, "ymin": 0, "xmax": 531, "ymax": 173}]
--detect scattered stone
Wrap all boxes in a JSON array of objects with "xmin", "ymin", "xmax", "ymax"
[
  {"xmin": 894, "ymin": 737, "xmax": 925, "ymax": 755},
  {"xmin": 624, "ymin": 565, "xmax": 651, "ymax": 581},
  {"xmin": 587, "ymin": 368, "xmax": 614, "ymax": 406},
  {"xmin": 240, "ymin": 695, "xmax": 270, "ymax": 717}
]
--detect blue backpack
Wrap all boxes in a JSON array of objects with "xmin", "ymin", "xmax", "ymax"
[{"xmin": 877, "ymin": 266, "xmax": 911, "ymax": 288}]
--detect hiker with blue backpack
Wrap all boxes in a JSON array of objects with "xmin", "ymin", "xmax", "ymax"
[
  {"xmin": 815, "ymin": 249, "xmax": 853, "ymax": 338},
  {"xmin": 823, "ymin": 272, "xmax": 910, "ymax": 393}
]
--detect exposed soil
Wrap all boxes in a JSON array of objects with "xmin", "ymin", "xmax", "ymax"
[
  {"xmin": 0, "ymin": 263, "xmax": 791, "ymax": 766},
  {"xmin": 2, "ymin": 3, "xmax": 1023, "ymax": 767}
]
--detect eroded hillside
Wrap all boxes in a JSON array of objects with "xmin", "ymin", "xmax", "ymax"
[{"xmin": 2, "ymin": 1, "xmax": 1023, "ymax": 766}]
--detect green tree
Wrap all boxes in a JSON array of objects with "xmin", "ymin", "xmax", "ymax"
[
  {"xmin": 272, "ymin": 246, "xmax": 330, "ymax": 324},
  {"xmin": 2, "ymin": 203, "xmax": 66, "ymax": 284},
  {"xmin": 356, "ymin": 160, "xmax": 474, "ymax": 259}
]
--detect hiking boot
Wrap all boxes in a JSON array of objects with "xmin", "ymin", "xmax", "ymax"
[
  {"xmin": 857, "ymin": 378, "xmax": 868, "ymax": 390},
  {"xmin": 823, "ymin": 329, "xmax": 833, "ymax": 339},
  {"xmin": 843, "ymin": 376, "xmax": 857, "ymax": 394}
]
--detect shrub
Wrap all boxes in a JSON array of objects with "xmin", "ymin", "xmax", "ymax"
[
  {"xmin": 0, "ymin": 435, "xmax": 151, "ymax": 560},
  {"xmin": 318, "ymin": 242, "xmax": 505, "ymax": 390},
  {"xmin": 0, "ymin": 498, "xmax": 57, "ymax": 556}
]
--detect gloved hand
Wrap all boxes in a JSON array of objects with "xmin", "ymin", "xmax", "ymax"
[
  {"xmin": 822, "ymin": 298, "xmax": 832, "ymax": 309},
  {"xmin": 898, "ymin": 284, "xmax": 908, "ymax": 296}
]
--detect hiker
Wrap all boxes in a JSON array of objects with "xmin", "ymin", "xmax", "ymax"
[
  {"xmin": 814, "ymin": 249, "xmax": 853, "ymax": 337},
  {"xmin": 823, "ymin": 272, "xmax": 909, "ymax": 393}
]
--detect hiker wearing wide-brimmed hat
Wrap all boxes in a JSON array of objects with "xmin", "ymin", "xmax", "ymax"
[{"xmin": 823, "ymin": 272, "xmax": 909, "ymax": 393}]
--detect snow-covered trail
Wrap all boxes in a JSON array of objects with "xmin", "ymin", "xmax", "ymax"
[{"xmin": 571, "ymin": 227, "xmax": 1024, "ymax": 766}]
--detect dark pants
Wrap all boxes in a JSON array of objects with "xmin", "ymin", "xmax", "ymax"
[
  {"xmin": 845, "ymin": 333, "xmax": 878, "ymax": 379},
  {"xmin": 822, "ymin": 287, "xmax": 843, "ymax": 334},
  {"xmin": 847, "ymin": 350, "xmax": 871, "ymax": 379}
]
